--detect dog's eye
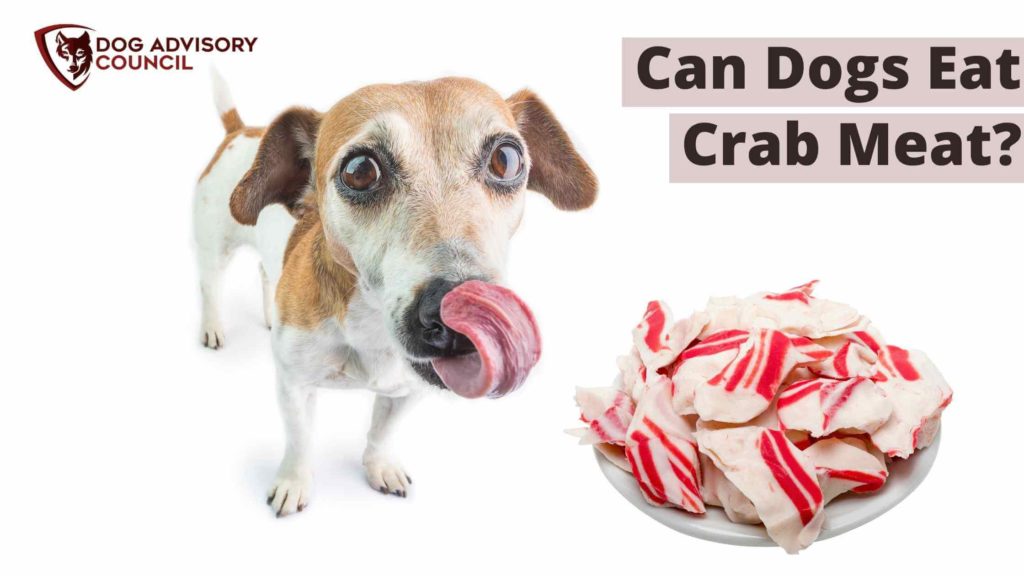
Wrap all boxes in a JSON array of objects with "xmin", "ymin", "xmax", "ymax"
[
  {"xmin": 340, "ymin": 155, "xmax": 380, "ymax": 192},
  {"xmin": 488, "ymin": 143, "xmax": 523, "ymax": 181}
]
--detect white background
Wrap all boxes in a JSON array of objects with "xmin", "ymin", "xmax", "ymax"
[{"xmin": 3, "ymin": 0, "xmax": 1020, "ymax": 573}]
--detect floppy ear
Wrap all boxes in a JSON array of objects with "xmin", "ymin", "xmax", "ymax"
[
  {"xmin": 506, "ymin": 89, "xmax": 597, "ymax": 210},
  {"xmin": 230, "ymin": 107, "xmax": 321, "ymax": 225}
]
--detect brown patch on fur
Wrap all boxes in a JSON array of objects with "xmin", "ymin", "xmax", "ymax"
[
  {"xmin": 283, "ymin": 208, "xmax": 320, "ymax": 265},
  {"xmin": 276, "ymin": 209, "xmax": 358, "ymax": 329},
  {"xmin": 506, "ymin": 89, "xmax": 598, "ymax": 210},
  {"xmin": 231, "ymin": 107, "xmax": 322, "ymax": 225},
  {"xmin": 198, "ymin": 126, "xmax": 264, "ymax": 181},
  {"xmin": 221, "ymin": 108, "xmax": 244, "ymax": 133}
]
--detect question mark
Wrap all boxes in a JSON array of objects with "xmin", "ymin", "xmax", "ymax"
[{"xmin": 993, "ymin": 122, "xmax": 1021, "ymax": 167}]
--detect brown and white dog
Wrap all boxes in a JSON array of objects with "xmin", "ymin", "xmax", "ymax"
[{"xmin": 193, "ymin": 70, "xmax": 596, "ymax": 516}]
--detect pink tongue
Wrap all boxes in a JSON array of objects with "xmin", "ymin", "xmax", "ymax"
[{"xmin": 430, "ymin": 280, "xmax": 541, "ymax": 399}]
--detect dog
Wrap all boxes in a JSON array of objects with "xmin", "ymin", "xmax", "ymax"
[
  {"xmin": 193, "ymin": 69, "xmax": 596, "ymax": 516},
  {"xmin": 55, "ymin": 31, "xmax": 92, "ymax": 80}
]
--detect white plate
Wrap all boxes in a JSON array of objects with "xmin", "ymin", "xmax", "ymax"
[{"xmin": 594, "ymin": 430, "xmax": 940, "ymax": 547}]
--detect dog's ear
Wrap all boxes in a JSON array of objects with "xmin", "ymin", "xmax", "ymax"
[
  {"xmin": 230, "ymin": 107, "xmax": 322, "ymax": 225},
  {"xmin": 506, "ymin": 89, "xmax": 597, "ymax": 211},
  {"xmin": 56, "ymin": 31, "xmax": 67, "ymax": 43},
  {"xmin": 80, "ymin": 32, "xmax": 90, "ymax": 43}
]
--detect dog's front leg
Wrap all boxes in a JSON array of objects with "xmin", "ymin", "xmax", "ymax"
[
  {"xmin": 267, "ymin": 376, "xmax": 316, "ymax": 517},
  {"xmin": 363, "ymin": 393, "xmax": 418, "ymax": 497}
]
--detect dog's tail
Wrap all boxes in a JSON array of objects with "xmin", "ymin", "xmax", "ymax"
[{"xmin": 210, "ymin": 66, "xmax": 244, "ymax": 133}]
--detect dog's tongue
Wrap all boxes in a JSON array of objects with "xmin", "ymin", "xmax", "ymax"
[{"xmin": 430, "ymin": 280, "xmax": 541, "ymax": 399}]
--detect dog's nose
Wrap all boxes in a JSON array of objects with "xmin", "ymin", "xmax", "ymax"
[{"xmin": 414, "ymin": 278, "xmax": 475, "ymax": 356}]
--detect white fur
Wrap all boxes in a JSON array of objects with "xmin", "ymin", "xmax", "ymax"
[
  {"xmin": 268, "ymin": 301, "xmax": 421, "ymax": 514},
  {"xmin": 193, "ymin": 134, "xmax": 265, "ymax": 348},
  {"xmin": 210, "ymin": 67, "xmax": 235, "ymax": 118}
]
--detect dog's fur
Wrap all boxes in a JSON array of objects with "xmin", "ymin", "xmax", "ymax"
[
  {"xmin": 55, "ymin": 31, "xmax": 92, "ymax": 80},
  {"xmin": 193, "ymin": 70, "xmax": 596, "ymax": 516}
]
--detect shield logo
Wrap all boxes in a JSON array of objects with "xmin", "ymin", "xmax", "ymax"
[{"xmin": 35, "ymin": 24, "xmax": 95, "ymax": 91}]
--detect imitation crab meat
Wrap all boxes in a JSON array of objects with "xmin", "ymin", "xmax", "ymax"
[
  {"xmin": 572, "ymin": 281, "xmax": 952, "ymax": 553},
  {"xmin": 625, "ymin": 376, "xmax": 705, "ymax": 513},
  {"xmin": 693, "ymin": 329, "xmax": 829, "ymax": 423},
  {"xmin": 697, "ymin": 425, "xmax": 825, "ymax": 554},
  {"xmin": 776, "ymin": 376, "xmax": 893, "ymax": 437},
  {"xmin": 869, "ymin": 349, "xmax": 952, "ymax": 458},
  {"xmin": 803, "ymin": 437, "xmax": 888, "ymax": 504}
]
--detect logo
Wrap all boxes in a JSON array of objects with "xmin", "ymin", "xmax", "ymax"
[
  {"xmin": 35, "ymin": 24, "xmax": 94, "ymax": 91},
  {"xmin": 35, "ymin": 24, "xmax": 259, "ymax": 92}
]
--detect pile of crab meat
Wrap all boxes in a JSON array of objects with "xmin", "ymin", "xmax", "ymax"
[{"xmin": 570, "ymin": 281, "xmax": 952, "ymax": 553}]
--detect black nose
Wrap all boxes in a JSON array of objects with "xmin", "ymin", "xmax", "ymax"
[{"xmin": 409, "ymin": 278, "xmax": 475, "ymax": 357}]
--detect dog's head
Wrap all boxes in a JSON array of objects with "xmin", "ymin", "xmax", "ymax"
[
  {"xmin": 232, "ymin": 78, "xmax": 595, "ymax": 381},
  {"xmin": 55, "ymin": 31, "xmax": 92, "ymax": 80}
]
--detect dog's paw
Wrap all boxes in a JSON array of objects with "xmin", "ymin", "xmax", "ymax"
[
  {"xmin": 267, "ymin": 471, "xmax": 312, "ymax": 517},
  {"xmin": 364, "ymin": 455, "xmax": 412, "ymax": 498},
  {"xmin": 200, "ymin": 322, "xmax": 225, "ymax": 350}
]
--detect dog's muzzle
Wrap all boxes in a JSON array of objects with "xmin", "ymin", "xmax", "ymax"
[
  {"xmin": 403, "ymin": 278, "xmax": 542, "ymax": 399},
  {"xmin": 403, "ymin": 278, "xmax": 477, "ymax": 359}
]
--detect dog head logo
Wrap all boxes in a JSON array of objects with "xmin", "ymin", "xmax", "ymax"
[{"xmin": 35, "ymin": 24, "xmax": 95, "ymax": 91}]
